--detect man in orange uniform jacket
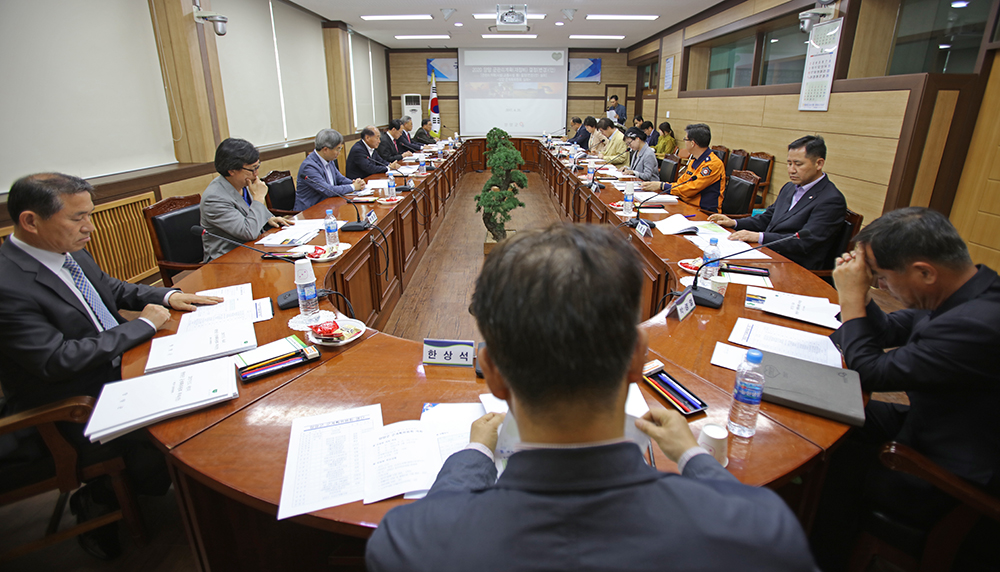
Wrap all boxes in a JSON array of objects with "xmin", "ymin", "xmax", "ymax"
[{"xmin": 641, "ymin": 123, "xmax": 725, "ymax": 213}]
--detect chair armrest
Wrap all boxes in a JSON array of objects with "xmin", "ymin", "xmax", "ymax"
[
  {"xmin": 0, "ymin": 396, "xmax": 95, "ymax": 435},
  {"xmin": 880, "ymin": 442, "xmax": 1000, "ymax": 522}
]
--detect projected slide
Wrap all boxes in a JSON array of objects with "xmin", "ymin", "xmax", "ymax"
[{"xmin": 459, "ymin": 49, "xmax": 568, "ymax": 137}]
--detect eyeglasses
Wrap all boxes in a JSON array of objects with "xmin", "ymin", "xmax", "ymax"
[
  {"xmin": 683, "ymin": 138, "xmax": 692, "ymax": 142},
  {"xmin": 242, "ymin": 164, "xmax": 261, "ymax": 173}
]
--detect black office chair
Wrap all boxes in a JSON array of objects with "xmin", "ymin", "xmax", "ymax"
[
  {"xmin": 659, "ymin": 154, "xmax": 680, "ymax": 183},
  {"xmin": 726, "ymin": 150, "xmax": 749, "ymax": 178},
  {"xmin": 747, "ymin": 152, "xmax": 774, "ymax": 207},
  {"xmin": 721, "ymin": 170, "xmax": 758, "ymax": 216},
  {"xmin": 710, "ymin": 145, "xmax": 729, "ymax": 167},
  {"xmin": 262, "ymin": 170, "xmax": 300, "ymax": 216},
  {"xmin": 142, "ymin": 194, "xmax": 204, "ymax": 287},
  {"xmin": 811, "ymin": 208, "xmax": 863, "ymax": 279}
]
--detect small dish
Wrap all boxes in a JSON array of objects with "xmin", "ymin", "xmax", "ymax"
[
  {"xmin": 678, "ymin": 258, "xmax": 703, "ymax": 273},
  {"xmin": 306, "ymin": 318, "xmax": 366, "ymax": 346}
]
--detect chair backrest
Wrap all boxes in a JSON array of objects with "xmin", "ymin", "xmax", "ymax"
[
  {"xmin": 747, "ymin": 152, "xmax": 774, "ymax": 184},
  {"xmin": 142, "ymin": 194, "xmax": 202, "ymax": 264},
  {"xmin": 726, "ymin": 150, "xmax": 749, "ymax": 177},
  {"xmin": 710, "ymin": 145, "xmax": 729, "ymax": 167},
  {"xmin": 263, "ymin": 170, "xmax": 296, "ymax": 212},
  {"xmin": 659, "ymin": 154, "xmax": 680, "ymax": 183},
  {"xmin": 818, "ymin": 208, "xmax": 864, "ymax": 270},
  {"xmin": 722, "ymin": 170, "xmax": 759, "ymax": 216}
]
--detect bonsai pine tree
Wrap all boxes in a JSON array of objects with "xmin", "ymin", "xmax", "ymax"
[{"xmin": 475, "ymin": 127, "xmax": 526, "ymax": 242}]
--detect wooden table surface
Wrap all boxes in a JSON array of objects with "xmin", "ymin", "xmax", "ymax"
[{"xmin": 126, "ymin": 141, "xmax": 849, "ymax": 553}]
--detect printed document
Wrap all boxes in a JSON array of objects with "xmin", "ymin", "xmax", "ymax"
[
  {"xmin": 362, "ymin": 421, "xmax": 442, "ymax": 504},
  {"xmin": 728, "ymin": 318, "xmax": 842, "ymax": 367},
  {"xmin": 277, "ymin": 404, "xmax": 383, "ymax": 520},
  {"xmin": 177, "ymin": 283, "xmax": 257, "ymax": 333}
]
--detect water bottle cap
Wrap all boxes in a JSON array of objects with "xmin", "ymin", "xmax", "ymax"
[
  {"xmin": 746, "ymin": 349, "xmax": 763, "ymax": 364},
  {"xmin": 326, "ymin": 209, "xmax": 333, "ymax": 216},
  {"xmin": 709, "ymin": 237, "xmax": 719, "ymax": 246}
]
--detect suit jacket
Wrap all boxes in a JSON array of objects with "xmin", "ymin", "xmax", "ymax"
[
  {"xmin": 199, "ymin": 176, "xmax": 274, "ymax": 262},
  {"xmin": 397, "ymin": 130, "xmax": 422, "ymax": 153},
  {"xmin": 413, "ymin": 127, "xmax": 436, "ymax": 145},
  {"xmin": 367, "ymin": 444, "xmax": 816, "ymax": 572},
  {"xmin": 567, "ymin": 125, "xmax": 590, "ymax": 148},
  {"xmin": 734, "ymin": 176, "xmax": 847, "ymax": 270},
  {"xmin": 830, "ymin": 266, "xmax": 1000, "ymax": 486},
  {"xmin": 294, "ymin": 151, "xmax": 355, "ymax": 211},
  {"xmin": 0, "ymin": 241, "xmax": 173, "ymax": 414},
  {"xmin": 601, "ymin": 130, "xmax": 628, "ymax": 166},
  {"xmin": 670, "ymin": 149, "xmax": 726, "ymax": 213},
  {"xmin": 377, "ymin": 132, "xmax": 405, "ymax": 163},
  {"xmin": 628, "ymin": 144, "xmax": 659, "ymax": 181},
  {"xmin": 608, "ymin": 103, "xmax": 627, "ymax": 125},
  {"xmin": 646, "ymin": 129, "xmax": 659, "ymax": 148},
  {"xmin": 346, "ymin": 140, "xmax": 389, "ymax": 179}
]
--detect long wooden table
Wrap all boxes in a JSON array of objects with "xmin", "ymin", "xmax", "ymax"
[{"xmin": 124, "ymin": 140, "xmax": 849, "ymax": 571}]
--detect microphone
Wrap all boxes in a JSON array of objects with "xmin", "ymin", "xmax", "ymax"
[
  {"xmin": 190, "ymin": 225, "xmax": 296, "ymax": 263},
  {"xmin": 689, "ymin": 230, "xmax": 813, "ymax": 308},
  {"xmin": 626, "ymin": 189, "xmax": 670, "ymax": 230},
  {"xmin": 587, "ymin": 148, "xmax": 630, "ymax": 191},
  {"xmin": 341, "ymin": 201, "xmax": 370, "ymax": 232}
]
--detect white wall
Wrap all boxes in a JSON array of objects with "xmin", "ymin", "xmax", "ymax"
[{"xmin": 0, "ymin": 0, "xmax": 175, "ymax": 195}]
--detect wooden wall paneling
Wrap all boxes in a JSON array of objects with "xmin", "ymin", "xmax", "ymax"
[
  {"xmin": 387, "ymin": 51, "xmax": 460, "ymax": 133},
  {"xmin": 147, "ymin": 0, "xmax": 226, "ymax": 163},
  {"xmin": 696, "ymin": 95, "xmax": 766, "ymax": 126},
  {"xmin": 371, "ymin": 216, "xmax": 401, "ymax": 329},
  {"xmin": 950, "ymin": 53, "xmax": 1000, "ymax": 265},
  {"xmin": 322, "ymin": 25, "xmax": 354, "ymax": 134},
  {"xmin": 685, "ymin": 2, "xmax": 756, "ymax": 39},
  {"xmin": 686, "ymin": 47, "xmax": 712, "ymax": 91},
  {"xmin": 754, "ymin": 0, "xmax": 794, "ymax": 13},
  {"xmin": 847, "ymin": 0, "xmax": 901, "ymax": 79},
  {"xmin": 466, "ymin": 139, "xmax": 485, "ymax": 170},
  {"xmin": 160, "ymin": 173, "xmax": 217, "ymax": 199},
  {"xmin": 397, "ymin": 198, "xmax": 419, "ymax": 289},
  {"xmin": 911, "ymin": 90, "xmax": 960, "ymax": 207},
  {"xmin": 88, "ymin": 192, "xmax": 158, "ymax": 283},
  {"xmin": 761, "ymin": 91, "xmax": 909, "ymax": 138},
  {"xmin": 628, "ymin": 40, "xmax": 660, "ymax": 64}
]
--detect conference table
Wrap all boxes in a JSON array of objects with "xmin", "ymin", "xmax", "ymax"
[{"xmin": 123, "ymin": 139, "xmax": 849, "ymax": 571}]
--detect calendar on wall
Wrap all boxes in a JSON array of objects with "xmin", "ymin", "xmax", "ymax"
[{"xmin": 798, "ymin": 18, "xmax": 843, "ymax": 112}]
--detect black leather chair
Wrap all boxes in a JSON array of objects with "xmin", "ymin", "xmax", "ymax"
[
  {"xmin": 747, "ymin": 152, "xmax": 774, "ymax": 207},
  {"xmin": 142, "ymin": 194, "xmax": 204, "ymax": 287},
  {"xmin": 811, "ymin": 208, "xmax": 863, "ymax": 278},
  {"xmin": 710, "ymin": 145, "xmax": 729, "ymax": 167},
  {"xmin": 721, "ymin": 170, "xmax": 759, "ymax": 216},
  {"xmin": 726, "ymin": 150, "xmax": 749, "ymax": 178},
  {"xmin": 659, "ymin": 154, "xmax": 680, "ymax": 183},
  {"xmin": 262, "ymin": 170, "xmax": 300, "ymax": 216}
]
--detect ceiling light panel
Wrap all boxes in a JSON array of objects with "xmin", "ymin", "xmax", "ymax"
[
  {"xmin": 395, "ymin": 34, "xmax": 451, "ymax": 39},
  {"xmin": 481, "ymin": 34, "xmax": 538, "ymax": 39},
  {"xmin": 585, "ymin": 14, "xmax": 659, "ymax": 21},
  {"xmin": 569, "ymin": 35, "xmax": 626, "ymax": 40},
  {"xmin": 361, "ymin": 14, "xmax": 433, "ymax": 21}
]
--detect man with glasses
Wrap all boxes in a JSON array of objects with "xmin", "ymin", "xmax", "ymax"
[
  {"xmin": 200, "ymin": 138, "xmax": 293, "ymax": 261},
  {"xmin": 640, "ymin": 124, "xmax": 726, "ymax": 213},
  {"xmin": 295, "ymin": 129, "xmax": 366, "ymax": 211}
]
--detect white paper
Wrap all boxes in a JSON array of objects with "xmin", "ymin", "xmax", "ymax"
[
  {"xmin": 255, "ymin": 224, "xmax": 320, "ymax": 246},
  {"xmin": 655, "ymin": 214, "xmax": 699, "ymax": 235},
  {"xmin": 366, "ymin": 179, "xmax": 390, "ymax": 189},
  {"xmin": 232, "ymin": 335, "xmax": 304, "ymax": 368},
  {"xmin": 630, "ymin": 191, "xmax": 678, "ymax": 205},
  {"xmin": 253, "ymin": 298, "xmax": 274, "ymax": 322},
  {"xmin": 728, "ymin": 318, "xmax": 842, "ymax": 368},
  {"xmin": 177, "ymin": 283, "xmax": 256, "ymax": 333},
  {"xmin": 479, "ymin": 393, "xmax": 509, "ymax": 414},
  {"xmin": 85, "ymin": 357, "xmax": 238, "ymax": 442},
  {"xmin": 686, "ymin": 234, "xmax": 772, "ymax": 260},
  {"xmin": 745, "ymin": 288, "xmax": 841, "ymax": 329},
  {"xmin": 405, "ymin": 402, "xmax": 490, "ymax": 500},
  {"xmin": 277, "ymin": 404, "xmax": 383, "ymax": 520},
  {"xmin": 362, "ymin": 420, "xmax": 442, "ymax": 504},
  {"xmin": 625, "ymin": 383, "xmax": 650, "ymax": 418},
  {"xmin": 145, "ymin": 321, "xmax": 257, "ymax": 373},
  {"xmin": 710, "ymin": 342, "xmax": 748, "ymax": 371},
  {"xmin": 724, "ymin": 272, "xmax": 773, "ymax": 288}
]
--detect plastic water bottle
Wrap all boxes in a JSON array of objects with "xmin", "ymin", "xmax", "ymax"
[
  {"xmin": 623, "ymin": 181, "xmax": 634, "ymax": 216},
  {"xmin": 702, "ymin": 238, "xmax": 721, "ymax": 282},
  {"xmin": 293, "ymin": 259, "xmax": 319, "ymax": 318},
  {"xmin": 728, "ymin": 349, "xmax": 765, "ymax": 437},
  {"xmin": 388, "ymin": 174, "xmax": 396, "ymax": 198},
  {"xmin": 419, "ymin": 156, "xmax": 426, "ymax": 175},
  {"xmin": 588, "ymin": 164, "xmax": 595, "ymax": 180},
  {"xmin": 324, "ymin": 209, "xmax": 338, "ymax": 249}
]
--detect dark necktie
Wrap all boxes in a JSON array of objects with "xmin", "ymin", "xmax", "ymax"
[{"xmin": 242, "ymin": 187, "xmax": 252, "ymax": 207}]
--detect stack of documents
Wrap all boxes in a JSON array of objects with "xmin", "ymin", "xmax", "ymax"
[
  {"xmin": 628, "ymin": 190, "xmax": 679, "ymax": 205},
  {"xmin": 744, "ymin": 287, "xmax": 841, "ymax": 329},
  {"xmin": 256, "ymin": 220, "xmax": 324, "ymax": 246},
  {"xmin": 728, "ymin": 317, "xmax": 843, "ymax": 367},
  {"xmin": 655, "ymin": 214, "xmax": 700, "ymax": 235},
  {"xmin": 85, "ymin": 358, "xmax": 239, "ymax": 443}
]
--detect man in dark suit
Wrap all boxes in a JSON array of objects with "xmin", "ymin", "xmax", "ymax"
[
  {"xmin": 413, "ymin": 118, "xmax": 437, "ymax": 145},
  {"xmin": 377, "ymin": 119, "xmax": 413, "ymax": 164},
  {"xmin": 563, "ymin": 116, "xmax": 590, "ymax": 148},
  {"xmin": 709, "ymin": 135, "xmax": 846, "ymax": 270},
  {"xmin": 811, "ymin": 207, "xmax": 1000, "ymax": 570},
  {"xmin": 346, "ymin": 125, "xmax": 400, "ymax": 179},
  {"xmin": 294, "ymin": 128, "xmax": 366, "ymax": 210},
  {"xmin": 0, "ymin": 173, "xmax": 220, "ymax": 558},
  {"xmin": 366, "ymin": 223, "xmax": 816, "ymax": 572},
  {"xmin": 397, "ymin": 116, "xmax": 422, "ymax": 152}
]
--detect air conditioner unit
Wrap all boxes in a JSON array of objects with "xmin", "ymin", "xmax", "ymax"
[
  {"xmin": 401, "ymin": 94, "xmax": 422, "ymax": 134},
  {"xmin": 496, "ymin": 4, "xmax": 528, "ymax": 32}
]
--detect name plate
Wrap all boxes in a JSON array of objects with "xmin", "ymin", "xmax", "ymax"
[
  {"xmin": 366, "ymin": 209, "xmax": 378, "ymax": 226},
  {"xmin": 665, "ymin": 287, "xmax": 695, "ymax": 322},
  {"xmin": 422, "ymin": 339, "xmax": 475, "ymax": 367}
]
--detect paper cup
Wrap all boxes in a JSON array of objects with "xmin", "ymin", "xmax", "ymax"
[
  {"xmin": 294, "ymin": 259, "xmax": 316, "ymax": 284},
  {"xmin": 697, "ymin": 423, "xmax": 729, "ymax": 467},
  {"xmin": 709, "ymin": 275, "xmax": 729, "ymax": 296}
]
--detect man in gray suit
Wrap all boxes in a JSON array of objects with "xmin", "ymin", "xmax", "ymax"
[
  {"xmin": 200, "ymin": 138, "xmax": 293, "ymax": 261},
  {"xmin": 366, "ymin": 223, "xmax": 816, "ymax": 572},
  {"xmin": 622, "ymin": 127, "xmax": 659, "ymax": 181}
]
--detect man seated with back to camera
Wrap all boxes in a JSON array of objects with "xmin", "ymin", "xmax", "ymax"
[
  {"xmin": 810, "ymin": 207, "xmax": 1000, "ymax": 571},
  {"xmin": 200, "ymin": 137, "xmax": 294, "ymax": 262},
  {"xmin": 365, "ymin": 223, "xmax": 816, "ymax": 572},
  {"xmin": 708, "ymin": 135, "xmax": 846, "ymax": 270},
  {"xmin": 0, "ymin": 173, "xmax": 221, "ymax": 559},
  {"xmin": 641, "ymin": 123, "xmax": 725, "ymax": 213},
  {"xmin": 294, "ymin": 128, "xmax": 366, "ymax": 211}
]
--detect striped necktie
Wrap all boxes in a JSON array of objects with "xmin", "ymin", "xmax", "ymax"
[{"xmin": 63, "ymin": 254, "xmax": 119, "ymax": 331}]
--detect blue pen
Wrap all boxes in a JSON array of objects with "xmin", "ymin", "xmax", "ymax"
[{"xmin": 683, "ymin": 214, "xmax": 695, "ymax": 218}]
